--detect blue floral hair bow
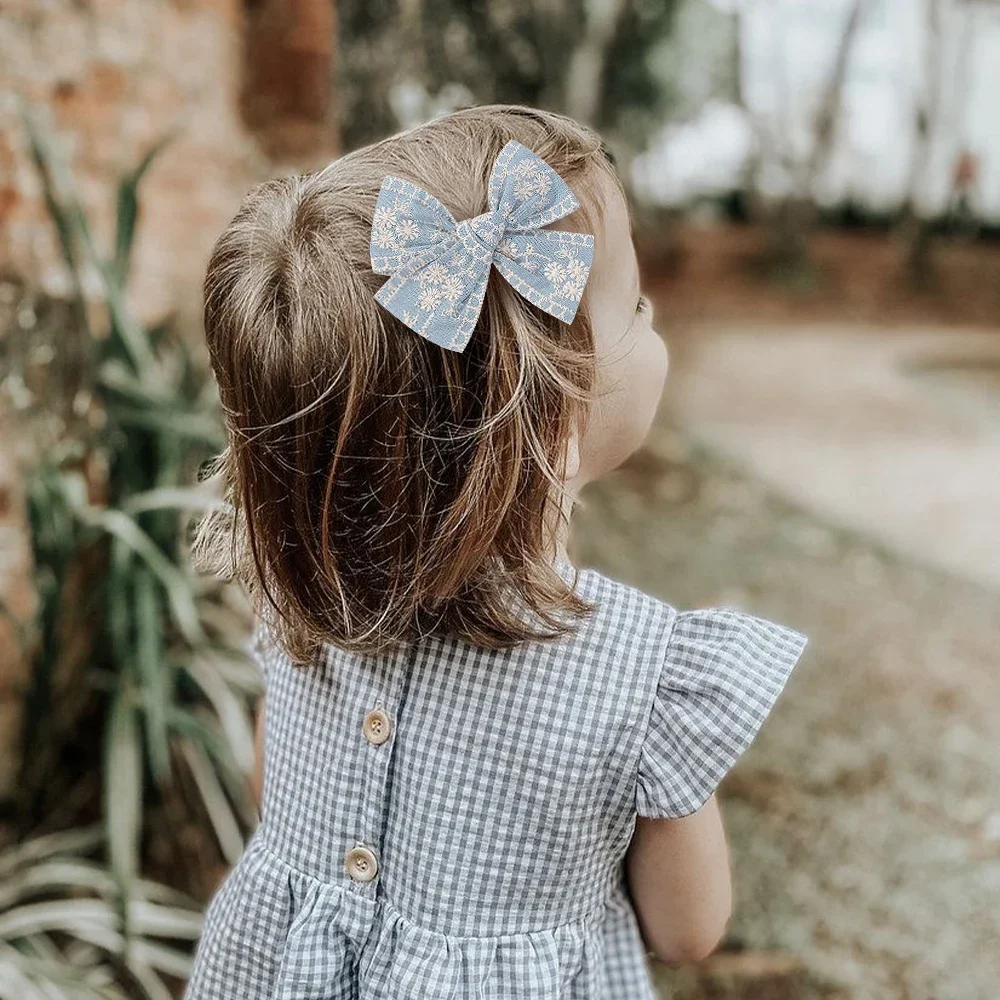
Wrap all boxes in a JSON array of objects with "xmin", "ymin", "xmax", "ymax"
[{"xmin": 370, "ymin": 140, "xmax": 595, "ymax": 353}]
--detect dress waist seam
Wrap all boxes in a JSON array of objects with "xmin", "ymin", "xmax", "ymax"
[{"xmin": 251, "ymin": 835, "xmax": 613, "ymax": 942}]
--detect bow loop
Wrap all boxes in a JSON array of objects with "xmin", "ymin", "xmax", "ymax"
[{"xmin": 370, "ymin": 141, "xmax": 594, "ymax": 353}]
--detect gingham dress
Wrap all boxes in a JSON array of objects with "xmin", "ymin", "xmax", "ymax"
[{"xmin": 185, "ymin": 563, "xmax": 806, "ymax": 999}]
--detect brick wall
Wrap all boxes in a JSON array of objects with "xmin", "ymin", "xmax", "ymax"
[
  {"xmin": 0, "ymin": 0, "xmax": 267, "ymax": 325},
  {"xmin": 0, "ymin": 0, "xmax": 270, "ymax": 800}
]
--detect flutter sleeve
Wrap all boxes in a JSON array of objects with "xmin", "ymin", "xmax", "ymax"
[{"xmin": 636, "ymin": 608, "xmax": 807, "ymax": 819}]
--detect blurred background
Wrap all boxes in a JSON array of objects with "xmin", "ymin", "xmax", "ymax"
[{"xmin": 1, "ymin": 0, "xmax": 999, "ymax": 997}]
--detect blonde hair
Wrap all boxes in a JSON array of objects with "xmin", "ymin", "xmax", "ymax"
[{"xmin": 193, "ymin": 105, "xmax": 619, "ymax": 661}]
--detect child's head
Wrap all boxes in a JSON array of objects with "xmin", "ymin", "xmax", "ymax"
[{"xmin": 196, "ymin": 105, "xmax": 667, "ymax": 660}]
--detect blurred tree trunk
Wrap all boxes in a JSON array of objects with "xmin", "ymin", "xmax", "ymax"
[
  {"xmin": 399, "ymin": 0, "xmax": 427, "ymax": 82},
  {"xmin": 564, "ymin": 0, "xmax": 630, "ymax": 124},
  {"xmin": 898, "ymin": 0, "xmax": 978, "ymax": 284},
  {"xmin": 898, "ymin": 0, "xmax": 943, "ymax": 287},
  {"xmin": 767, "ymin": 0, "xmax": 867, "ymax": 279},
  {"xmin": 732, "ymin": 4, "xmax": 764, "ymax": 223},
  {"xmin": 242, "ymin": 0, "xmax": 340, "ymax": 162}
]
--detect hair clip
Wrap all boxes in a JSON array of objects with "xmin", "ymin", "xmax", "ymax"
[{"xmin": 370, "ymin": 141, "xmax": 594, "ymax": 353}]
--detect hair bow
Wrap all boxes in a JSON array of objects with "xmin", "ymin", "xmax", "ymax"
[{"xmin": 370, "ymin": 140, "xmax": 594, "ymax": 353}]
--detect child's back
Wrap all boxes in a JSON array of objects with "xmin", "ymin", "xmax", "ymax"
[{"xmin": 188, "ymin": 567, "xmax": 802, "ymax": 998}]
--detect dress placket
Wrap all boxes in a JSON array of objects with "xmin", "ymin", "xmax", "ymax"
[{"xmin": 342, "ymin": 642, "xmax": 416, "ymax": 900}]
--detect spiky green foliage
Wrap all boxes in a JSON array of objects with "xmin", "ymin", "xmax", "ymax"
[
  {"xmin": 0, "ymin": 828, "xmax": 201, "ymax": 1000},
  {"xmin": 0, "ymin": 108, "xmax": 260, "ymax": 996}
]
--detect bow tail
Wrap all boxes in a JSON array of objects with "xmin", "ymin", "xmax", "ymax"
[{"xmin": 374, "ymin": 244, "xmax": 491, "ymax": 352}]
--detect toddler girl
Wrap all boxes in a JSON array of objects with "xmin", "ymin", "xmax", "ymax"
[{"xmin": 187, "ymin": 104, "xmax": 806, "ymax": 1000}]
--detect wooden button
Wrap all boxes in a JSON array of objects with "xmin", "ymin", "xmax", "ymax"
[
  {"xmin": 362, "ymin": 708, "xmax": 392, "ymax": 746},
  {"xmin": 345, "ymin": 845, "xmax": 379, "ymax": 883}
]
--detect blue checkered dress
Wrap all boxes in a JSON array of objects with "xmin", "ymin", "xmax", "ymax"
[{"xmin": 185, "ymin": 563, "xmax": 806, "ymax": 999}]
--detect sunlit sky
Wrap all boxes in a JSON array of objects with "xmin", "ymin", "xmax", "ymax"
[{"xmin": 632, "ymin": 0, "xmax": 1000, "ymax": 219}]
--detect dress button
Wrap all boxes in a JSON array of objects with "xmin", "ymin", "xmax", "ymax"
[
  {"xmin": 362, "ymin": 708, "xmax": 392, "ymax": 746},
  {"xmin": 345, "ymin": 845, "xmax": 379, "ymax": 883}
]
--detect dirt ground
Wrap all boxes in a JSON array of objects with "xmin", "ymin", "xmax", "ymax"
[
  {"xmin": 570, "ymin": 238, "xmax": 1000, "ymax": 998},
  {"xmin": 571, "ymin": 226, "xmax": 1000, "ymax": 999},
  {"xmin": 666, "ymin": 324, "xmax": 1000, "ymax": 592},
  {"xmin": 575, "ymin": 422, "xmax": 1000, "ymax": 1000}
]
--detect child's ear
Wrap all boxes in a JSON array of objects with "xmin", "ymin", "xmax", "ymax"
[{"xmin": 562, "ymin": 426, "xmax": 581, "ymax": 484}]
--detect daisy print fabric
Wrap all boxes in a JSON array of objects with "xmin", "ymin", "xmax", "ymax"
[{"xmin": 369, "ymin": 140, "xmax": 595, "ymax": 352}]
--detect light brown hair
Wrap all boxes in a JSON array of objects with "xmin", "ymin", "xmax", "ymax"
[{"xmin": 193, "ymin": 105, "xmax": 618, "ymax": 662}]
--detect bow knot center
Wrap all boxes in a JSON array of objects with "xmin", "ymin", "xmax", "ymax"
[{"xmin": 455, "ymin": 210, "xmax": 507, "ymax": 263}]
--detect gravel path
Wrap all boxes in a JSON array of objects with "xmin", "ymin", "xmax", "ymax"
[
  {"xmin": 574, "ymin": 420, "xmax": 1000, "ymax": 1000},
  {"xmin": 667, "ymin": 325, "xmax": 1000, "ymax": 591}
]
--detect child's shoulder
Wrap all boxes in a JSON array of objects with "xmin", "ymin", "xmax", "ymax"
[
  {"xmin": 566, "ymin": 562, "xmax": 676, "ymax": 654},
  {"xmin": 569, "ymin": 563, "xmax": 806, "ymax": 676},
  {"xmin": 569, "ymin": 562, "xmax": 808, "ymax": 813}
]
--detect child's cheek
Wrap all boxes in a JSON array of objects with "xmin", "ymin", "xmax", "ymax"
[{"xmin": 639, "ymin": 325, "xmax": 669, "ymax": 411}]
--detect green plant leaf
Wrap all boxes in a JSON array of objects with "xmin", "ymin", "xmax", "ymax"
[
  {"xmin": 0, "ymin": 827, "xmax": 103, "ymax": 880},
  {"xmin": 21, "ymin": 105, "xmax": 158, "ymax": 379},
  {"xmin": 106, "ymin": 404, "xmax": 224, "ymax": 449},
  {"xmin": 183, "ymin": 657, "xmax": 255, "ymax": 774},
  {"xmin": 0, "ymin": 943, "xmax": 126, "ymax": 998},
  {"xmin": 122, "ymin": 939, "xmax": 193, "ymax": 979},
  {"xmin": 125, "ymin": 961, "xmax": 174, "ymax": 1000},
  {"xmin": 74, "ymin": 506, "xmax": 203, "ymax": 645},
  {"xmin": 0, "ymin": 944, "xmax": 51, "ymax": 1000},
  {"xmin": 21, "ymin": 111, "xmax": 155, "ymax": 380},
  {"xmin": 176, "ymin": 738, "xmax": 244, "ymax": 865},
  {"xmin": 0, "ymin": 898, "xmax": 117, "ymax": 940},
  {"xmin": 0, "ymin": 829, "xmax": 201, "ymax": 999},
  {"xmin": 129, "ymin": 901, "xmax": 201, "ymax": 940},
  {"xmin": 75, "ymin": 219, "xmax": 158, "ymax": 379},
  {"xmin": 97, "ymin": 359, "xmax": 223, "ymax": 447},
  {"xmin": 0, "ymin": 900, "xmax": 196, "ymax": 971},
  {"xmin": 0, "ymin": 860, "xmax": 116, "ymax": 912},
  {"xmin": 18, "ymin": 103, "xmax": 89, "ymax": 340},
  {"xmin": 134, "ymin": 569, "xmax": 171, "ymax": 785},
  {"xmin": 124, "ymin": 487, "xmax": 226, "ymax": 516},
  {"xmin": 103, "ymin": 687, "xmax": 142, "ymax": 944},
  {"xmin": 96, "ymin": 358, "xmax": 174, "ymax": 407},
  {"xmin": 107, "ymin": 536, "xmax": 132, "ymax": 680},
  {"xmin": 0, "ymin": 594, "xmax": 36, "ymax": 653},
  {"xmin": 114, "ymin": 134, "xmax": 174, "ymax": 288}
]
